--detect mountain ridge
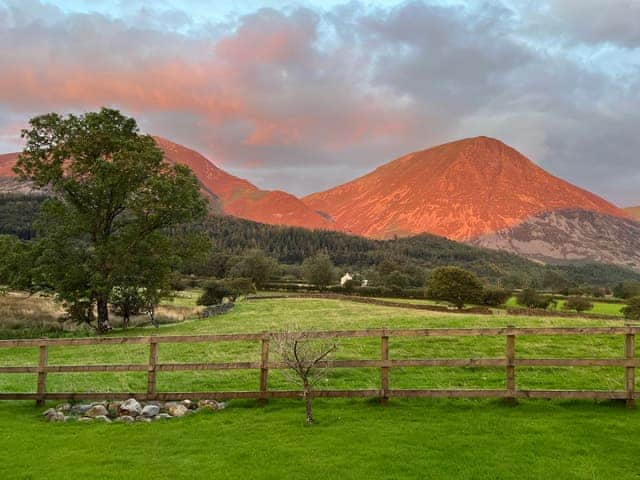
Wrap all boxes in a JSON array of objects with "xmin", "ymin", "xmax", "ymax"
[{"xmin": 302, "ymin": 136, "xmax": 628, "ymax": 240}]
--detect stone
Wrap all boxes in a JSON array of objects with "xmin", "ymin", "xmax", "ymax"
[
  {"xmin": 107, "ymin": 402, "xmax": 122, "ymax": 416},
  {"xmin": 77, "ymin": 417, "xmax": 93, "ymax": 422},
  {"xmin": 85, "ymin": 404, "xmax": 109, "ymax": 418},
  {"xmin": 182, "ymin": 399, "xmax": 193, "ymax": 409},
  {"xmin": 94, "ymin": 415, "xmax": 112, "ymax": 423},
  {"xmin": 45, "ymin": 411, "xmax": 66, "ymax": 422},
  {"xmin": 115, "ymin": 415, "xmax": 135, "ymax": 423},
  {"xmin": 56, "ymin": 403, "xmax": 72, "ymax": 413},
  {"xmin": 42, "ymin": 408, "xmax": 57, "ymax": 417},
  {"xmin": 166, "ymin": 403, "xmax": 188, "ymax": 417},
  {"xmin": 135, "ymin": 416, "xmax": 152, "ymax": 423},
  {"xmin": 120, "ymin": 398, "xmax": 142, "ymax": 416},
  {"xmin": 155, "ymin": 413, "xmax": 172, "ymax": 420},
  {"xmin": 142, "ymin": 405, "xmax": 160, "ymax": 417},
  {"xmin": 197, "ymin": 399, "xmax": 221, "ymax": 411},
  {"xmin": 70, "ymin": 404, "xmax": 92, "ymax": 415}
]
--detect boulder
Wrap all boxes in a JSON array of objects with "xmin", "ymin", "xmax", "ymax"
[
  {"xmin": 155, "ymin": 413, "xmax": 172, "ymax": 420},
  {"xmin": 70, "ymin": 404, "xmax": 92, "ymax": 416},
  {"xmin": 135, "ymin": 416, "xmax": 152, "ymax": 423},
  {"xmin": 115, "ymin": 415, "xmax": 135, "ymax": 423},
  {"xmin": 85, "ymin": 404, "xmax": 108, "ymax": 418},
  {"xmin": 197, "ymin": 399, "xmax": 221, "ymax": 411},
  {"xmin": 182, "ymin": 399, "xmax": 193, "ymax": 409},
  {"xmin": 94, "ymin": 415, "xmax": 112, "ymax": 423},
  {"xmin": 56, "ymin": 403, "xmax": 72, "ymax": 413},
  {"xmin": 120, "ymin": 398, "xmax": 142, "ymax": 416},
  {"xmin": 107, "ymin": 402, "xmax": 122, "ymax": 416},
  {"xmin": 166, "ymin": 403, "xmax": 189, "ymax": 417},
  {"xmin": 77, "ymin": 417, "xmax": 93, "ymax": 422},
  {"xmin": 45, "ymin": 411, "xmax": 66, "ymax": 422},
  {"xmin": 142, "ymin": 405, "xmax": 160, "ymax": 417}
]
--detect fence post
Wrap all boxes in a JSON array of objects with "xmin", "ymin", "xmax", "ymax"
[
  {"xmin": 147, "ymin": 335, "xmax": 158, "ymax": 400},
  {"xmin": 36, "ymin": 339, "xmax": 48, "ymax": 407},
  {"xmin": 381, "ymin": 329, "xmax": 389, "ymax": 405},
  {"xmin": 505, "ymin": 326, "xmax": 516, "ymax": 405},
  {"xmin": 625, "ymin": 328, "xmax": 635, "ymax": 409},
  {"xmin": 259, "ymin": 333, "xmax": 270, "ymax": 406}
]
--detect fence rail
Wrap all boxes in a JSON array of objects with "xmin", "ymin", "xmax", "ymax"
[{"xmin": 0, "ymin": 326, "xmax": 637, "ymax": 407}]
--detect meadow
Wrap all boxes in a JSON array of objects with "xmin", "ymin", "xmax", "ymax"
[{"xmin": 1, "ymin": 297, "xmax": 639, "ymax": 479}]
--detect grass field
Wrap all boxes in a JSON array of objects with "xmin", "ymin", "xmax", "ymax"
[
  {"xmin": 1, "ymin": 297, "xmax": 640, "ymax": 479},
  {"xmin": 506, "ymin": 296, "xmax": 626, "ymax": 317}
]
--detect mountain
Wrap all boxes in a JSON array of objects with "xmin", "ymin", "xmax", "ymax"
[
  {"xmin": 625, "ymin": 206, "xmax": 640, "ymax": 221},
  {"xmin": 0, "ymin": 139, "xmax": 337, "ymax": 231},
  {"xmin": 302, "ymin": 136, "xmax": 628, "ymax": 240},
  {"xmin": 470, "ymin": 209, "xmax": 640, "ymax": 271},
  {"xmin": 154, "ymin": 137, "xmax": 337, "ymax": 230}
]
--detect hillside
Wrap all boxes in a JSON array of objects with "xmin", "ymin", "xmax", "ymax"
[
  {"xmin": 470, "ymin": 209, "xmax": 640, "ymax": 271},
  {"xmin": 303, "ymin": 136, "xmax": 628, "ymax": 240},
  {"xmin": 0, "ymin": 138, "xmax": 338, "ymax": 231},
  {"xmin": 202, "ymin": 215, "xmax": 640, "ymax": 288},
  {"xmin": 625, "ymin": 206, "xmax": 640, "ymax": 220}
]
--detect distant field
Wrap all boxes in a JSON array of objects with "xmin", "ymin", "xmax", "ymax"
[
  {"xmin": 1, "ymin": 297, "xmax": 640, "ymax": 479},
  {"xmin": 506, "ymin": 296, "xmax": 626, "ymax": 317}
]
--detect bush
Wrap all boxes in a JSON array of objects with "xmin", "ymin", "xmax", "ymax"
[
  {"xmin": 516, "ymin": 288, "xmax": 552, "ymax": 309},
  {"xmin": 224, "ymin": 277, "xmax": 256, "ymax": 301},
  {"xmin": 621, "ymin": 297, "xmax": 640, "ymax": 320},
  {"xmin": 425, "ymin": 267, "xmax": 483, "ymax": 309},
  {"xmin": 197, "ymin": 280, "xmax": 233, "ymax": 306},
  {"xmin": 480, "ymin": 287, "xmax": 512, "ymax": 307},
  {"xmin": 564, "ymin": 296, "xmax": 594, "ymax": 313}
]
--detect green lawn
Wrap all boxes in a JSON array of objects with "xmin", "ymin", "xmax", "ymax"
[{"xmin": 1, "ymin": 298, "xmax": 640, "ymax": 479}]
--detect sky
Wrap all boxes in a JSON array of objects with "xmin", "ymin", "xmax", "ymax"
[{"xmin": 0, "ymin": 0, "xmax": 638, "ymax": 205}]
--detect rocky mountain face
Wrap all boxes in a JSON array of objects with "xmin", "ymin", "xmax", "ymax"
[
  {"xmin": 302, "ymin": 136, "xmax": 628, "ymax": 240},
  {"xmin": 470, "ymin": 209, "xmax": 640, "ymax": 271},
  {"xmin": 625, "ymin": 206, "xmax": 640, "ymax": 221}
]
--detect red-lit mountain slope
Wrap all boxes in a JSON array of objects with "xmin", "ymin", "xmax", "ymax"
[{"xmin": 302, "ymin": 136, "xmax": 628, "ymax": 240}]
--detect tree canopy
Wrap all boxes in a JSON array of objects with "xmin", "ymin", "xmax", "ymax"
[
  {"xmin": 13, "ymin": 108, "xmax": 207, "ymax": 331},
  {"xmin": 425, "ymin": 267, "xmax": 483, "ymax": 309}
]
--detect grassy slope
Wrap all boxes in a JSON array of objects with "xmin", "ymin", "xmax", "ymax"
[{"xmin": 1, "ymin": 298, "xmax": 640, "ymax": 479}]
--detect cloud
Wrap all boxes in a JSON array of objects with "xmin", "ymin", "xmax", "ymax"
[{"xmin": 0, "ymin": 0, "xmax": 638, "ymax": 205}]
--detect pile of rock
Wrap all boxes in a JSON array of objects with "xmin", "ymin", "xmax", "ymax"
[{"xmin": 43, "ymin": 398, "xmax": 225, "ymax": 423}]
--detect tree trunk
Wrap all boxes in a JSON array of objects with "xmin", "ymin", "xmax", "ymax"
[
  {"xmin": 96, "ymin": 295, "xmax": 111, "ymax": 333},
  {"xmin": 304, "ymin": 383, "xmax": 313, "ymax": 425}
]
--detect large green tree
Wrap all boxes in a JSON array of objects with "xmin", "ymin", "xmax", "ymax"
[
  {"xmin": 14, "ymin": 108, "xmax": 207, "ymax": 332},
  {"xmin": 303, "ymin": 252, "xmax": 335, "ymax": 289},
  {"xmin": 425, "ymin": 266, "xmax": 483, "ymax": 309}
]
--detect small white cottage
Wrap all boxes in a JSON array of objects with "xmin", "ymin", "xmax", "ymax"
[{"xmin": 340, "ymin": 272, "xmax": 353, "ymax": 286}]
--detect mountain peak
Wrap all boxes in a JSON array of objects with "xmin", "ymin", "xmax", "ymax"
[{"xmin": 303, "ymin": 137, "xmax": 628, "ymax": 240}]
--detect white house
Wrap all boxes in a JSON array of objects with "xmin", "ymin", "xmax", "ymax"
[{"xmin": 340, "ymin": 272, "xmax": 353, "ymax": 286}]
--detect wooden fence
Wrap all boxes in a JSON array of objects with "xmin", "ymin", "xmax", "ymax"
[{"xmin": 0, "ymin": 326, "xmax": 637, "ymax": 407}]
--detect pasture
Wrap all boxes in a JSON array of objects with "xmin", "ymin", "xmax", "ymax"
[{"xmin": 1, "ymin": 297, "xmax": 640, "ymax": 479}]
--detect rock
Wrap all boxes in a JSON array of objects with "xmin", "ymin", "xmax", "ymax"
[
  {"xmin": 42, "ymin": 408, "xmax": 57, "ymax": 417},
  {"xmin": 166, "ymin": 403, "xmax": 189, "ymax": 417},
  {"xmin": 197, "ymin": 399, "xmax": 221, "ymax": 411},
  {"xmin": 218, "ymin": 402, "xmax": 227, "ymax": 410},
  {"xmin": 45, "ymin": 411, "xmax": 66, "ymax": 422},
  {"xmin": 94, "ymin": 415, "xmax": 112, "ymax": 423},
  {"xmin": 182, "ymin": 399, "xmax": 193, "ymax": 409},
  {"xmin": 120, "ymin": 398, "xmax": 142, "ymax": 416},
  {"xmin": 135, "ymin": 416, "xmax": 152, "ymax": 423},
  {"xmin": 63, "ymin": 416, "xmax": 71, "ymax": 422},
  {"xmin": 115, "ymin": 415, "xmax": 135, "ymax": 423},
  {"xmin": 107, "ymin": 402, "xmax": 122, "ymax": 416},
  {"xmin": 155, "ymin": 413, "xmax": 172, "ymax": 420},
  {"xmin": 70, "ymin": 404, "xmax": 92, "ymax": 415},
  {"xmin": 77, "ymin": 417, "xmax": 93, "ymax": 422},
  {"xmin": 85, "ymin": 404, "xmax": 109, "ymax": 418},
  {"xmin": 56, "ymin": 403, "xmax": 72, "ymax": 413},
  {"xmin": 142, "ymin": 405, "xmax": 160, "ymax": 417}
]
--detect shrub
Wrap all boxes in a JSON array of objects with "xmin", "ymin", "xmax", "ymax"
[
  {"xmin": 564, "ymin": 296, "xmax": 594, "ymax": 313},
  {"xmin": 516, "ymin": 288, "xmax": 552, "ymax": 309},
  {"xmin": 621, "ymin": 297, "xmax": 640, "ymax": 320},
  {"xmin": 197, "ymin": 280, "xmax": 233, "ymax": 306},
  {"xmin": 480, "ymin": 287, "xmax": 512, "ymax": 307}
]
